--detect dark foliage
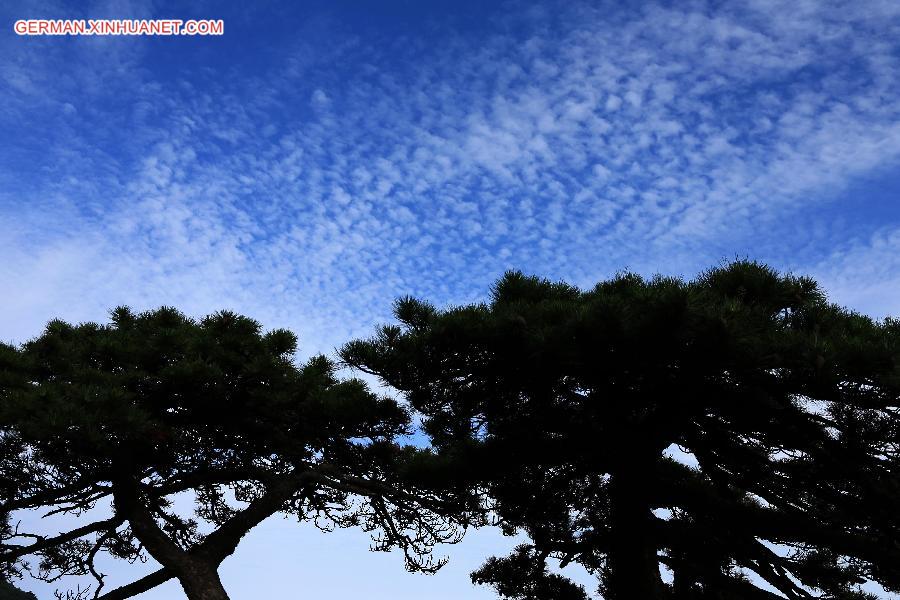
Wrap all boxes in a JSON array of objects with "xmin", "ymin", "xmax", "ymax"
[
  {"xmin": 471, "ymin": 544, "xmax": 590, "ymax": 600},
  {"xmin": 1, "ymin": 308, "xmax": 464, "ymax": 600},
  {"xmin": 342, "ymin": 261, "xmax": 900, "ymax": 600},
  {"xmin": 0, "ymin": 579, "xmax": 36, "ymax": 600}
]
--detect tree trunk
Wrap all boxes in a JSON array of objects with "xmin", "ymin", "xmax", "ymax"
[
  {"xmin": 112, "ymin": 475, "xmax": 232, "ymax": 600},
  {"xmin": 671, "ymin": 565, "xmax": 696, "ymax": 599},
  {"xmin": 606, "ymin": 471, "xmax": 667, "ymax": 600},
  {"xmin": 176, "ymin": 564, "xmax": 231, "ymax": 600},
  {"xmin": 109, "ymin": 470, "xmax": 310, "ymax": 600}
]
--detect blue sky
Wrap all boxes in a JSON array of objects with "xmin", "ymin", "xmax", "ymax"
[{"xmin": 2, "ymin": 0, "xmax": 899, "ymax": 598}]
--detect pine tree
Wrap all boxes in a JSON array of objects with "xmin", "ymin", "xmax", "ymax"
[
  {"xmin": 0, "ymin": 579, "xmax": 36, "ymax": 600},
  {"xmin": 1, "ymin": 308, "xmax": 463, "ymax": 600},
  {"xmin": 342, "ymin": 261, "xmax": 900, "ymax": 600}
]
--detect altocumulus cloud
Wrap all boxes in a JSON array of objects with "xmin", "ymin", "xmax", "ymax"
[
  {"xmin": 2, "ymin": 1, "xmax": 900, "ymax": 598},
  {"xmin": 1, "ymin": 0, "xmax": 899, "ymax": 355}
]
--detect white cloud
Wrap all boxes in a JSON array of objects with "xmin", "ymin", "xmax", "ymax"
[
  {"xmin": 811, "ymin": 227, "xmax": 900, "ymax": 318},
  {"xmin": 311, "ymin": 88, "xmax": 330, "ymax": 108},
  {"xmin": 1, "ymin": 1, "xmax": 898, "ymax": 348}
]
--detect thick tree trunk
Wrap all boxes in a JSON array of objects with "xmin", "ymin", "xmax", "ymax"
[
  {"xmin": 109, "ymin": 469, "xmax": 309, "ymax": 600},
  {"xmin": 671, "ymin": 565, "xmax": 696, "ymax": 600},
  {"xmin": 606, "ymin": 471, "xmax": 667, "ymax": 600},
  {"xmin": 176, "ymin": 564, "xmax": 231, "ymax": 600},
  {"xmin": 112, "ymin": 476, "xmax": 232, "ymax": 600}
]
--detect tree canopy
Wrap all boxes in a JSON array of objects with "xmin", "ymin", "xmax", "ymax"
[
  {"xmin": 0, "ymin": 308, "xmax": 464, "ymax": 600},
  {"xmin": 342, "ymin": 261, "xmax": 900, "ymax": 600},
  {"xmin": 0, "ymin": 577, "xmax": 36, "ymax": 600}
]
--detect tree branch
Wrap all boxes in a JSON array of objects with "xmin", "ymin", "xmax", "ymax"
[{"xmin": 0, "ymin": 517, "xmax": 123, "ymax": 561}]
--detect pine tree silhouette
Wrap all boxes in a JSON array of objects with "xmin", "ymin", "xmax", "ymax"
[{"xmin": 343, "ymin": 261, "xmax": 900, "ymax": 600}]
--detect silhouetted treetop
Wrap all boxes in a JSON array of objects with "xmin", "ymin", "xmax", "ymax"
[
  {"xmin": 342, "ymin": 261, "xmax": 900, "ymax": 600},
  {"xmin": 1, "ymin": 308, "xmax": 464, "ymax": 600}
]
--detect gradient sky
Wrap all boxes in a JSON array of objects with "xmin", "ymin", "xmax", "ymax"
[{"xmin": 2, "ymin": 0, "xmax": 900, "ymax": 598}]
